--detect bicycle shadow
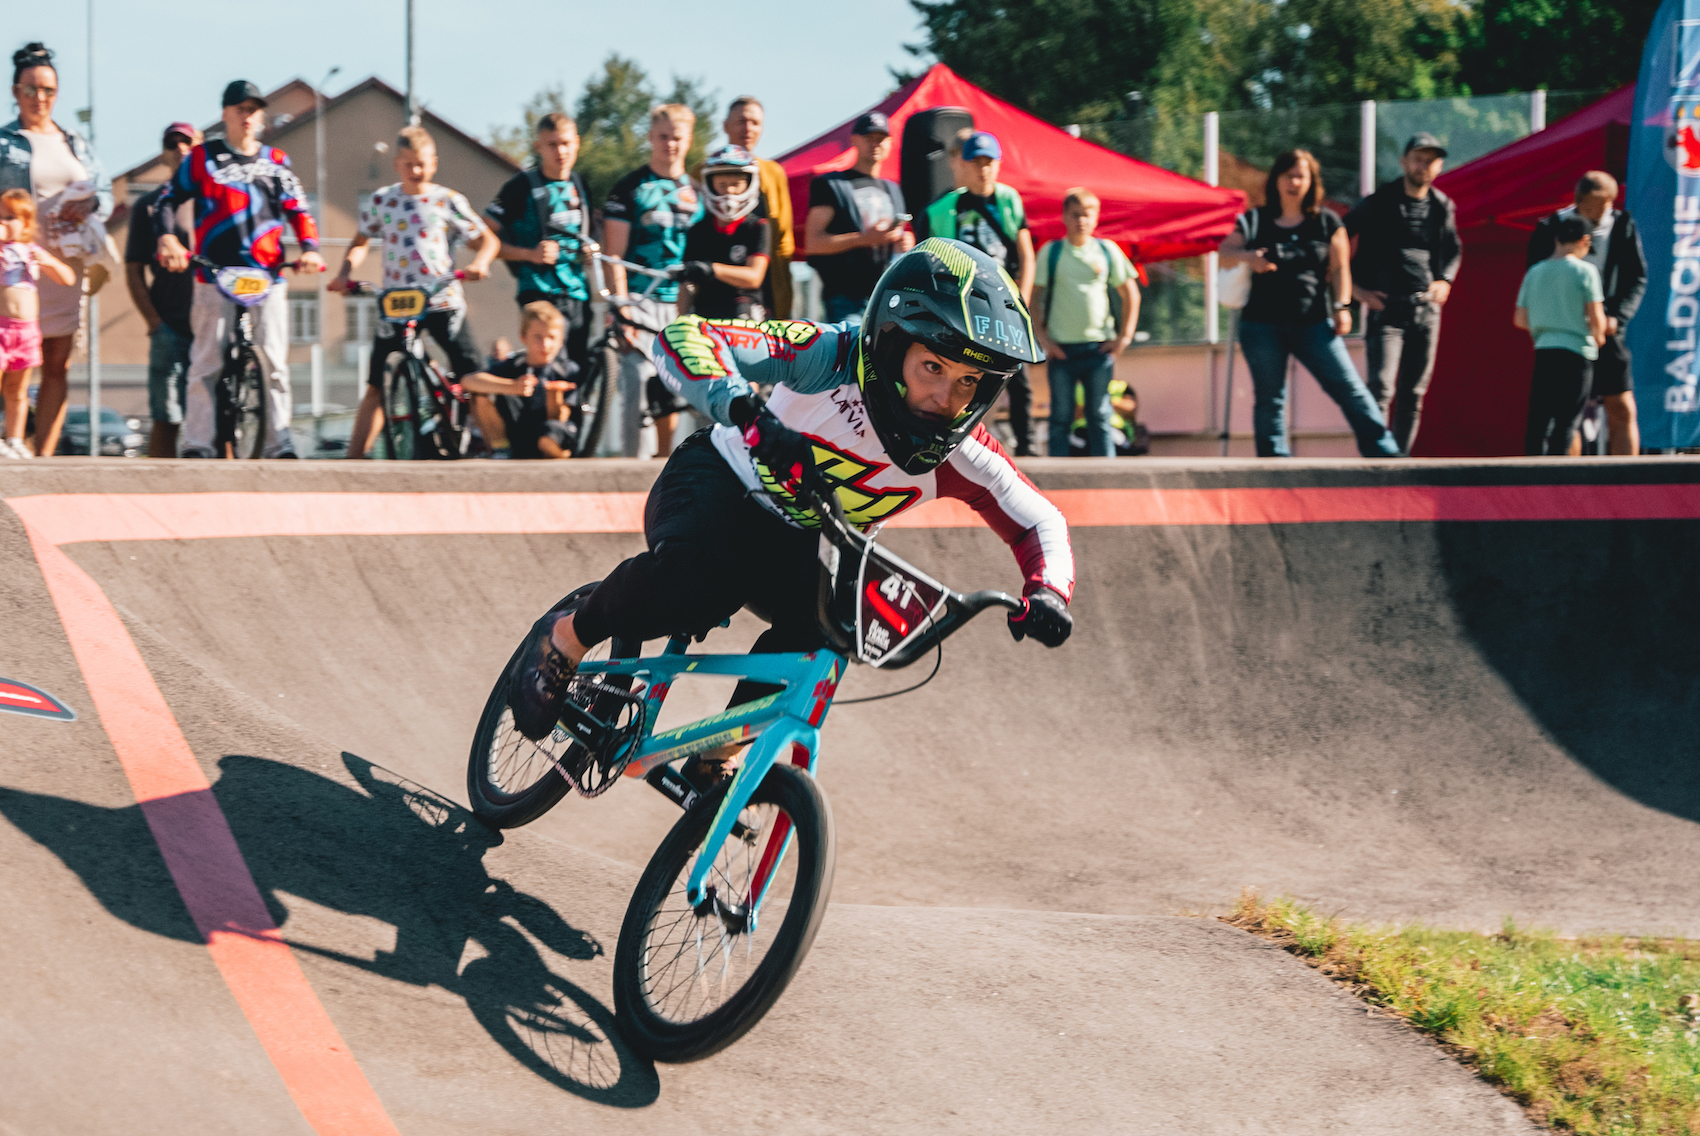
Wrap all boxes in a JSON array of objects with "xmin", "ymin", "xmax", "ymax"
[{"xmin": 0, "ymin": 751, "xmax": 658, "ymax": 1108}]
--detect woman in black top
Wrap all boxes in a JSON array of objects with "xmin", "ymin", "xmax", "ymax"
[{"xmin": 1219, "ymin": 150, "xmax": 1398, "ymax": 458}]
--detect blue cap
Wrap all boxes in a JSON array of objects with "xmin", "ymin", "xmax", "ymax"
[{"xmin": 961, "ymin": 131, "xmax": 1002, "ymax": 161}]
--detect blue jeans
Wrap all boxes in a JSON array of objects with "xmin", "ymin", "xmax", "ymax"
[
  {"xmin": 147, "ymin": 323, "xmax": 192, "ymax": 425},
  {"xmin": 823, "ymin": 293, "xmax": 865, "ymax": 325},
  {"xmin": 1237, "ymin": 320, "xmax": 1399, "ymax": 458},
  {"xmin": 1047, "ymin": 342, "xmax": 1117, "ymax": 457}
]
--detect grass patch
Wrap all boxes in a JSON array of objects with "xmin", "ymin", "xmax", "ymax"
[{"xmin": 1226, "ymin": 889, "xmax": 1700, "ymax": 1134}]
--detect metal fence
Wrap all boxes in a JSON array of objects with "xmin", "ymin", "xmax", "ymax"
[{"xmin": 1084, "ymin": 90, "xmax": 1609, "ymax": 347}]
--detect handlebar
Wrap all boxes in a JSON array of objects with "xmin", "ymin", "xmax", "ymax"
[
  {"xmin": 588, "ymin": 252, "xmax": 676, "ymax": 306},
  {"xmin": 798, "ymin": 475, "xmax": 1025, "ymax": 669},
  {"xmin": 189, "ymin": 254, "xmax": 321, "ymax": 275},
  {"xmin": 337, "ymin": 270, "xmax": 466, "ymax": 297}
]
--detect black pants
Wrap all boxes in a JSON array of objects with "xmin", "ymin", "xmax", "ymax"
[
  {"xmin": 1365, "ymin": 299, "xmax": 1441, "ymax": 454},
  {"xmin": 517, "ymin": 291, "xmax": 591, "ymax": 381},
  {"xmin": 366, "ymin": 308, "xmax": 482, "ymax": 385},
  {"xmin": 1525, "ymin": 348, "xmax": 1593, "ymax": 456},
  {"xmin": 1005, "ymin": 365, "xmax": 1034, "ymax": 454},
  {"xmin": 574, "ymin": 429, "xmax": 824, "ymax": 698}
]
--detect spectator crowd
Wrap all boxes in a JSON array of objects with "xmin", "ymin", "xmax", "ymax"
[{"xmin": 0, "ymin": 39, "xmax": 1652, "ymax": 462}]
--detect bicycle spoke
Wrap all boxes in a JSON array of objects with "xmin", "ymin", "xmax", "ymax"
[{"xmin": 636, "ymin": 801, "xmax": 798, "ymax": 1026}]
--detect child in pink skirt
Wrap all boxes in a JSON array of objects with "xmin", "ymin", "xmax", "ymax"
[{"xmin": 0, "ymin": 189, "xmax": 75, "ymax": 458}]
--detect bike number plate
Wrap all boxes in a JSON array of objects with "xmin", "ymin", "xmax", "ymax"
[
  {"xmin": 856, "ymin": 547, "xmax": 948, "ymax": 667},
  {"xmin": 215, "ymin": 267, "xmax": 275, "ymax": 305},
  {"xmin": 381, "ymin": 288, "xmax": 428, "ymax": 320}
]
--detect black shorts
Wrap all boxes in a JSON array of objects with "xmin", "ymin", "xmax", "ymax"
[
  {"xmin": 516, "ymin": 291, "xmax": 591, "ymax": 374},
  {"xmin": 573, "ymin": 429, "xmax": 821, "ymax": 660},
  {"xmin": 1591, "ymin": 334, "xmax": 1632, "ymax": 397},
  {"xmin": 367, "ymin": 307, "xmax": 481, "ymax": 386},
  {"xmin": 646, "ymin": 374, "xmax": 689, "ymax": 417}
]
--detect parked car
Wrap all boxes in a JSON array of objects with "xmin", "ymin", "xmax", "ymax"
[{"xmin": 55, "ymin": 406, "xmax": 146, "ymax": 457}]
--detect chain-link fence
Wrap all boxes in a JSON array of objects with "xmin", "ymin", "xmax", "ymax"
[{"xmin": 1082, "ymin": 89, "xmax": 1610, "ymax": 345}]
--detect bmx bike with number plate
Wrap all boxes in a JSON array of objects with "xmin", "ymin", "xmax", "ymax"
[{"xmin": 465, "ymin": 481, "xmax": 1029, "ymax": 1061}]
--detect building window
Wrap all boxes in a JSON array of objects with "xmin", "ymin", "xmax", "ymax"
[
  {"xmin": 288, "ymin": 294, "xmax": 320, "ymax": 344},
  {"xmin": 344, "ymin": 295, "xmax": 377, "ymax": 364}
]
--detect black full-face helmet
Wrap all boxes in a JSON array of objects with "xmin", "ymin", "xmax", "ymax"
[{"xmin": 856, "ymin": 238, "xmax": 1044, "ymax": 474}]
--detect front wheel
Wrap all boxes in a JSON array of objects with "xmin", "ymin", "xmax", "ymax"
[
  {"xmin": 378, "ymin": 352, "xmax": 419, "ymax": 460},
  {"xmin": 571, "ymin": 337, "xmax": 618, "ymax": 457},
  {"xmin": 613, "ymin": 763, "xmax": 835, "ymax": 1062},
  {"xmin": 222, "ymin": 347, "xmax": 267, "ymax": 459}
]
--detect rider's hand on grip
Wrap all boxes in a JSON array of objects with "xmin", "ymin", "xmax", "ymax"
[
  {"xmin": 678, "ymin": 260, "xmax": 715, "ymax": 286},
  {"xmin": 742, "ymin": 407, "xmax": 813, "ymax": 493},
  {"xmin": 1009, "ymin": 588, "xmax": 1072, "ymax": 647}
]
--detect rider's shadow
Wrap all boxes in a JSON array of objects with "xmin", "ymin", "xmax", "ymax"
[{"xmin": 0, "ymin": 752, "xmax": 658, "ymax": 1108}]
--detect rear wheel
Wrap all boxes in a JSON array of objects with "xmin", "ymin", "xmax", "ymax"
[
  {"xmin": 379, "ymin": 353, "xmax": 419, "ymax": 460},
  {"xmin": 572, "ymin": 337, "xmax": 617, "ymax": 457},
  {"xmin": 613, "ymin": 763, "xmax": 834, "ymax": 1062},
  {"xmin": 466, "ymin": 584, "xmax": 637, "ymax": 828},
  {"xmin": 223, "ymin": 347, "xmax": 267, "ymax": 459}
]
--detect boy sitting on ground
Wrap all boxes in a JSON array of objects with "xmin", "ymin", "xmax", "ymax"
[{"xmin": 470, "ymin": 301, "xmax": 578, "ymax": 460}]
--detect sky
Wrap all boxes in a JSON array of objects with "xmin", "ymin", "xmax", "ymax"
[{"xmin": 19, "ymin": 0, "xmax": 928, "ymax": 174}]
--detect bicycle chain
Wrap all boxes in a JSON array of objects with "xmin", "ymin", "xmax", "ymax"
[{"xmin": 551, "ymin": 677, "xmax": 648, "ymax": 798}]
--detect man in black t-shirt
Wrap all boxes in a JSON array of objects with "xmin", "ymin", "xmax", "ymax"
[
  {"xmin": 803, "ymin": 111, "xmax": 912, "ymax": 323},
  {"xmin": 1344, "ymin": 133, "xmax": 1462, "ymax": 454},
  {"xmin": 680, "ymin": 145, "xmax": 773, "ymax": 320},
  {"xmin": 124, "ymin": 121, "xmax": 199, "ymax": 458}
]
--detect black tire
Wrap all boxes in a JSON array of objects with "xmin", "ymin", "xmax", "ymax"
[
  {"xmin": 466, "ymin": 585, "xmax": 636, "ymax": 828},
  {"xmin": 223, "ymin": 347, "xmax": 267, "ymax": 459},
  {"xmin": 573, "ymin": 338, "xmax": 617, "ymax": 457},
  {"xmin": 613, "ymin": 763, "xmax": 834, "ymax": 1062},
  {"xmin": 414, "ymin": 359, "xmax": 468, "ymax": 460},
  {"xmin": 379, "ymin": 352, "xmax": 419, "ymax": 461}
]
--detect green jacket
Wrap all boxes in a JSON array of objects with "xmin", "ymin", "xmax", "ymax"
[{"xmin": 924, "ymin": 184, "xmax": 1025, "ymax": 254}]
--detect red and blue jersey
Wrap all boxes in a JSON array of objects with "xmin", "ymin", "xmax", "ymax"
[{"xmin": 150, "ymin": 139, "xmax": 319, "ymax": 281}]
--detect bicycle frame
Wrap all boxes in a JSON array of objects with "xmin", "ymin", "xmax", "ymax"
[{"xmin": 577, "ymin": 642, "xmax": 844, "ymax": 924}]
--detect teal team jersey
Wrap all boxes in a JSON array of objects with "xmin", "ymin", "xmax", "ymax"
[
  {"xmin": 603, "ymin": 166, "xmax": 705, "ymax": 303},
  {"xmin": 485, "ymin": 168, "xmax": 592, "ymax": 301}
]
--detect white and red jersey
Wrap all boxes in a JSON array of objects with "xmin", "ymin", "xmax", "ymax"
[{"xmin": 655, "ymin": 315, "xmax": 1073, "ymax": 601}]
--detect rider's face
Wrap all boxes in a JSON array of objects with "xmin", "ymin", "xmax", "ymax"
[
  {"xmin": 393, "ymin": 145, "xmax": 436, "ymax": 188},
  {"xmin": 900, "ymin": 342, "xmax": 986, "ymax": 424},
  {"xmin": 535, "ymin": 128, "xmax": 579, "ymax": 178},
  {"xmin": 223, "ymin": 99, "xmax": 266, "ymax": 146},
  {"xmin": 649, "ymin": 117, "xmax": 690, "ymax": 170},
  {"xmin": 521, "ymin": 320, "xmax": 565, "ymax": 365}
]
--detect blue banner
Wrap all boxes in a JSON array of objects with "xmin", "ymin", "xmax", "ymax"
[{"xmin": 1629, "ymin": 0, "xmax": 1700, "ymax": 448}]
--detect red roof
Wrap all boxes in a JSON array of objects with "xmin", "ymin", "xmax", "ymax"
[{"xmin": 776, "ymin": 64, "xmax": 1246, "ymax": 263}]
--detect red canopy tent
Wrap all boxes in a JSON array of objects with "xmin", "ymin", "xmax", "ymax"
[
  {"xmin": 776, "ymin": 64, "xmax": 1245, "ymax": 264},
  {"xmin": 1417, "ymin": 87, "xmax": 1634, "ymax": 456}
]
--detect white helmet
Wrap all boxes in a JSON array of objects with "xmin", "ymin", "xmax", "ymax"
[{"xmin": 700, "ymin": 144, "xmax": 761, "ymax": 225}]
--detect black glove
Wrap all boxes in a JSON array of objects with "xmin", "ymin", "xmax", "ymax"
[
  {"xmin": 740, "ymin": 405, "xmax": 812, "ymax": 490},
  {"xmin": 678, "ymin": 260, "xmax": 715, "ymax": 286},
  {"xmin": 1009, "ymin": 589, "xmax": 1072, "ymax": 647}
]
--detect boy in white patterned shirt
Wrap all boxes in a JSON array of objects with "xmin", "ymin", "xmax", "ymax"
[{"xmin": 334, "ymin": 125, "xmax": 503, "ymax": 457}]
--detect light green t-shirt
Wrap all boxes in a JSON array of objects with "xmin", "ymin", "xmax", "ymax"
[
  {"xmin": 1517, "ymin": 255, "xmax": 1604, "ymax": 360},
  {"xmin": 1034, "ymin": 237, "xmax": 1135, "ymax": 344}
]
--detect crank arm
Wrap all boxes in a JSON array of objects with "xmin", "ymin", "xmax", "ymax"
[{"xmin": 645, "ymin": 765, "xmax": 755, "ymax": 840}]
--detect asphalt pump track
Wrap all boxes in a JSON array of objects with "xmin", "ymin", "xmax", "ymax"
[{"xmin": 5, "ymin": 455, "xmax": 1698, "ymax": 1134}]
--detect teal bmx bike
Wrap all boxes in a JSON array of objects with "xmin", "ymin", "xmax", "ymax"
[{"xmin": 466, "ymin": 483, "xmax": 1028, "ymax": 1062}]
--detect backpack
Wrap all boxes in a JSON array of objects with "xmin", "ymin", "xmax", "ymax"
[{"xmin": 1044, "ymin": 238, "xmax": 1125, "ymax": 337}]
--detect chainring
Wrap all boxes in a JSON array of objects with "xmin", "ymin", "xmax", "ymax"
[{"xmin": 550, "ymin": 676, "xmax": 647, "ymax": 798}]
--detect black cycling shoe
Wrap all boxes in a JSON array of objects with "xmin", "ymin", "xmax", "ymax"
[{"xmin": 507, "ymin": 613, "xmax": 578, "ymax": 741}]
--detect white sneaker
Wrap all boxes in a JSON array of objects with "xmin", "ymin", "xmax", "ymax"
[{"xmin": 3, "ymin": 437, "xmax": 30, "ymax": 458}]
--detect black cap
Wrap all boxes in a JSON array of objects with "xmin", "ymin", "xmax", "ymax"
[
  {"xmin": 1553, "ymin": 214, "xmax": 1593, "ymax": 244},
  {"xmin": 1404, "ymin": 132, "xmax": 1447, "ymax": 157},
  {"xmin": 221, "ymin": 80, "xmax": 267, "ymax": 108},
  {"xmin": 852, "ymin": 111, "xmax": 890, "ymax": 136}
]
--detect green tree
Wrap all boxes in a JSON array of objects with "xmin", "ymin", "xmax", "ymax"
[
  {"xmin": 1460, "ymin": 0, "xmax": 1662, "ymax": 94},
  {"xmin": 1244, "ymin": 0, "xmax": 1470, "ymax": 107},
  {"xmin": 490, "ymin": 53, "xmax": 720, "ymax": 207},
  {"xmin": 908, "ymin": 0, "xmax": 1166, "ymax": 124}
]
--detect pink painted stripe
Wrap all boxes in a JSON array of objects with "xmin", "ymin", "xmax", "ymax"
[
  {"xmin": 10, "ymin": 483, "xmax": 1699, "ymax": 547},
  {"xmin": 15, "ymin": 520, "xmax": 401, "ymax": 1136}
]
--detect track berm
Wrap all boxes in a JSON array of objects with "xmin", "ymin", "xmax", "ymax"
[{"xmin": 6, "ymin": 455, "xmax": 1696, "ymax": 1133}]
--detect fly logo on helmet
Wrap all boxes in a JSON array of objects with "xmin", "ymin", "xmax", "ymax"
[{"xmin": 852, "ymin": 237, "xmax": 1043, "ymax": 474}]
